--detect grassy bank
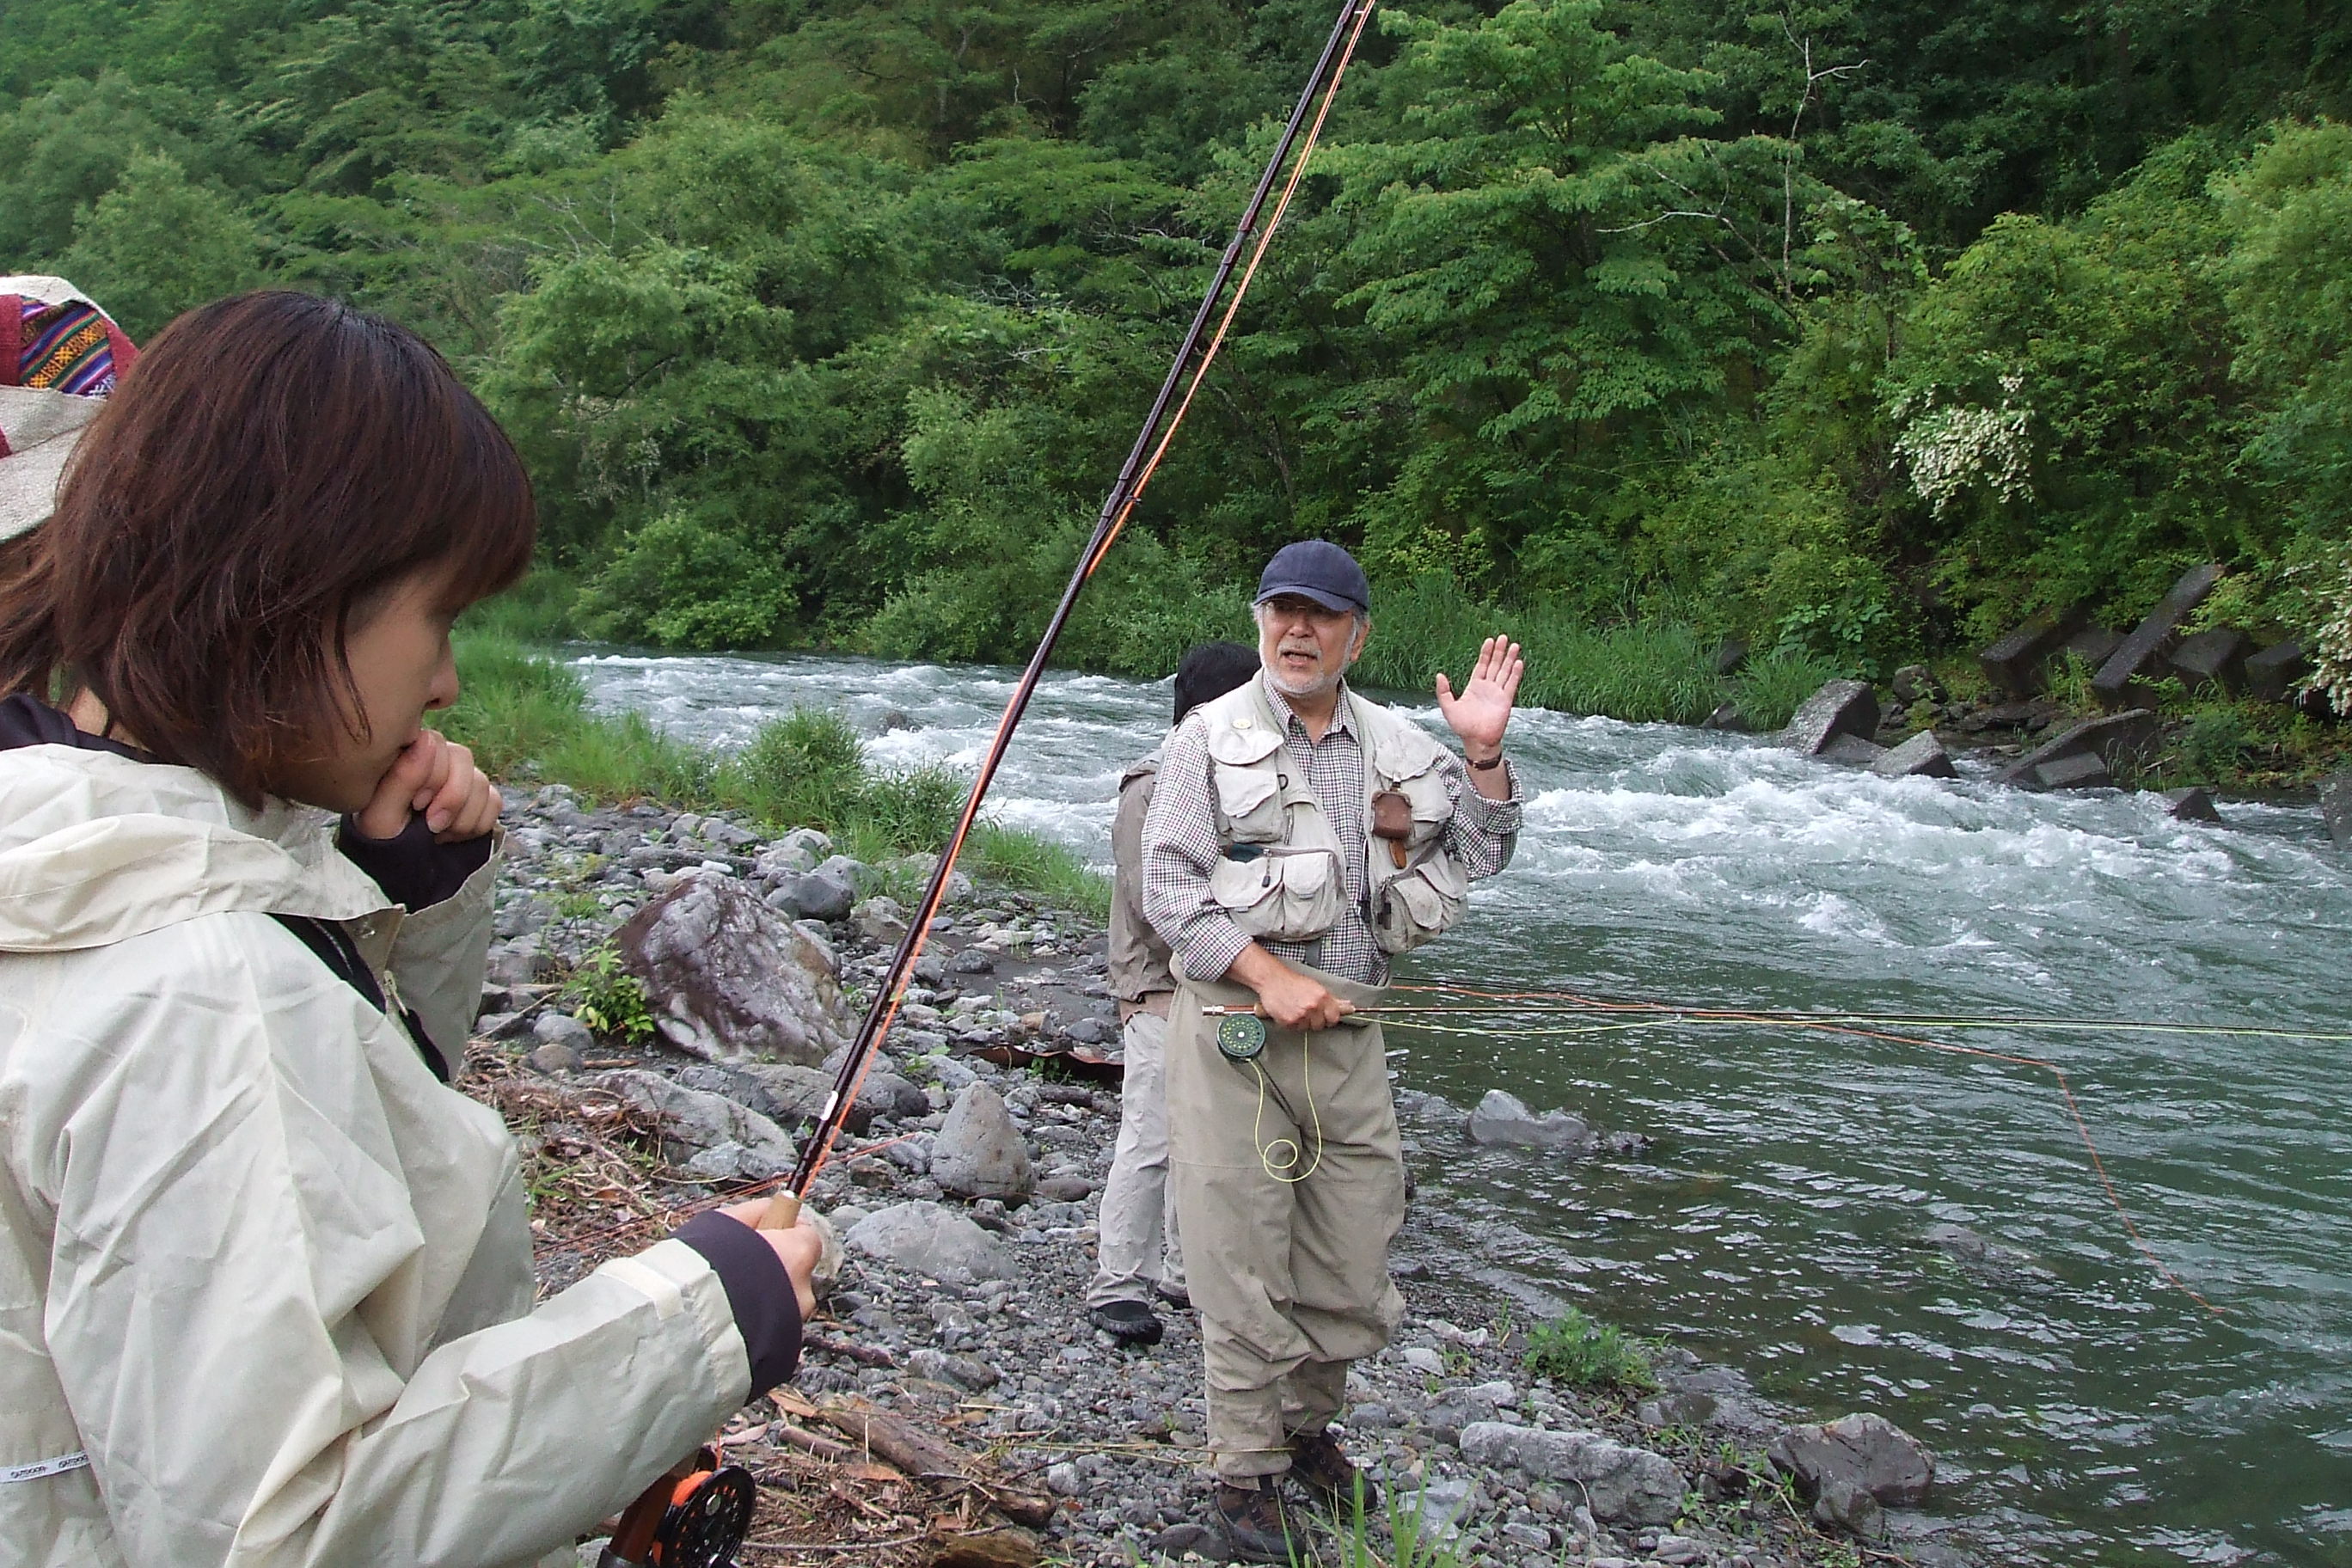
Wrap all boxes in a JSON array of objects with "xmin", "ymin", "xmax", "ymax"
[
  {"xmin": 436, "ymin": 633, "xmax": 1108, "ymax": 918},
  {"xmin": 500, "ymin": 570, "xmax": 1846, "ymax": 732}
]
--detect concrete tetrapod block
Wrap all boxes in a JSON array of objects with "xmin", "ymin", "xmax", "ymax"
[
  {"xmin": 1871, "ymin": 730, "xmax": 1957, "ymax": 780},
  {"xmin": 2061, "ymin": 626, "xmax": 2125, "ymax": 671},
  {"xmin": 2092, "ymin": 563, "xmax": 2226, "ymax": 709},
  {"xmin": 2246, "ymin": 640, "xmax": 2312, "ymax": 705},
  {"xmin": 1780, "ymin": 680, "xmax": 1881, "ymax": 756},
  {"xmin": 2032, "ymin": 751, "xmax": 2111, "ymax": 791},
  {"xmin": 2162, "ymin": 787, "xmax": 2223, "ymax": 823},
  {"xmin": 1995, "ymin": 709, "xmax": 2159, "ymax": 790},
  {"xmin": 2167, "ymin": 627, "xmax": 2249, "ymax": 695},
  {"xmin": 1978, "ymin": 605, "xmax": 2086, "ymax": 696},
  {"xmin": 2321, "ymin": 769, "xmax": 2352, "ymax": 850},
  {"xmin": 1820, "ymin": 732, "xmax": 1889, "ymax": 766}
]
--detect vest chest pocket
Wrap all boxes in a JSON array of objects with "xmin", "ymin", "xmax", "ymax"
[
  {"xmin": 1212, "ymin": 763, "xmax": 1287, "ymax": 843},
  {"xmin": 1371, "ymin": 725, "xmax": 1455, "ymax": 848},
  {"xmin": 1209, "ymin": 845, "xmax": 1345, "ymax": 941},
  {"xmin": 1373, "ymin": 852, "xmax": 1470, "ymax": 954}
]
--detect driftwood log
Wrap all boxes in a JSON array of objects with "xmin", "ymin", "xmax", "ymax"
[{"xmin": 812, "ymin": 1397, "xmax": 1055, "ymax": 1528}]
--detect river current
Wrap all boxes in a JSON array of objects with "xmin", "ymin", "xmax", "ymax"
[{"xmin": 571, "ymin": 649, "xmax": 2352, "ymax": 1566}]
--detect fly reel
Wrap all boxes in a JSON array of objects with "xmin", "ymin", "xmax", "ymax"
[
  {"xmin": 1216, "ymin": 1012, "xmax": 1268, "ymax": 1061},
  {"xmin": 599, "ymin": 1448, "xmax": 757, "ymax": 1568}
]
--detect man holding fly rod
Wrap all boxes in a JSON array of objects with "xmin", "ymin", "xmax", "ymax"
[{"xmin": 1142, "ymin": 540, "xmax": 1523, "ymax": 1561}]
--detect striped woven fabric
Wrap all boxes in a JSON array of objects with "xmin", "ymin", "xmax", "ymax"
[{"xmin": 18, "ymin": 299, "xmax": 118, "ymax": 396}]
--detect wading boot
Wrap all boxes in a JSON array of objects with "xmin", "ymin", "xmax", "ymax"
[
  {"xmin": 1155, "ymin": 1279, "xmax": 1192, "ymax": 1311},
  {"xmin": 1213, "ymin": 1476, "xmax": 1304, "ymax": 1565},
  {"xmin": 1287, "ymin": 1426, "xmax": 1380, "ymax": 1517},
  {"xmin": 1087, "ymin": 1299, "xmax": 1163, "ymax": 1346}
]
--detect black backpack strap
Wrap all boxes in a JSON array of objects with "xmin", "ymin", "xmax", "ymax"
[{"xmin": 270, "ymin": 913, "xmax": 450, "ymax": 1083}]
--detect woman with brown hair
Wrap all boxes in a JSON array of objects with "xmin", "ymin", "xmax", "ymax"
[{"xmin": 0, "ymin": 291, "xmax": 819, "ymax": 1567}]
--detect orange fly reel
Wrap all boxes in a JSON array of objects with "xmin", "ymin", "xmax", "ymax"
[{"xmin": 597, "ymin": 1447, "xmax": 756, "ymax": 1568}]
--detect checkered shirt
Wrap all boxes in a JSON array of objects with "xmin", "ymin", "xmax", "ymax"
[{"xmin": 1141, "ymin": 672, "xmax": 1522, "ymax": 987}]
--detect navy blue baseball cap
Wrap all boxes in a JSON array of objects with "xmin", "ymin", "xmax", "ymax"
[{"xmin": 1254, "ymin": 539, "xmax": 1370, "ymax": 615}]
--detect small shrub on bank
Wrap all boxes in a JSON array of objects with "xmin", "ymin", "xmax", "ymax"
[
  {"xmin": 1522, "ymin": 1307, "xmax": 1657, "ymax": 1393},
  {"xmin": 564, "ymin": 944, "xmax": 655, "ymax": 1044}
]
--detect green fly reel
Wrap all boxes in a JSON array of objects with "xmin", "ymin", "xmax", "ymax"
[{"xmin": 1216, "ymin": 1012, "xmax": 1268, "ymax": 1062}]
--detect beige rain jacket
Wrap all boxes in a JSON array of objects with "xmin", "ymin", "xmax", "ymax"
[{"xmin": 0, "ymin": 746, "xmax": 750, "ymax": 1567}]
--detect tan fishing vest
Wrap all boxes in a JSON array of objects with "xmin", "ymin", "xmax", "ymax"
[{"xmin": 1196, "ymin": 679, "xmax": 1471, "ymax": 955}]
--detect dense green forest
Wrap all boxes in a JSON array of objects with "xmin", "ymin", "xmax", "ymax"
[{"xmin": 5, "ymin": 0, "xmax": 2349, "ymax": 703}]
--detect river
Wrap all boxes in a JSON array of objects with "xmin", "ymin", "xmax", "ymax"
[{"xmin": 572, "ymin": 648, "xmax": 2352, "ymax": 1567}]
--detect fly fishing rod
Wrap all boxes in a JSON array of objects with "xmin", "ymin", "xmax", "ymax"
[
  {"xmin": 599, "ymin": 7, "xmax": 1379, "ymax": 1562},
  {"xmin": 753, "ymin": 0, "xmax": 1379, "ymax": 1239}
]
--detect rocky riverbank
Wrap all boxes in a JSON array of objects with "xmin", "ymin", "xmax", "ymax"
[{"xmin": 467, "ymin": 784, "xmax": 1965, "ymax": 1568}]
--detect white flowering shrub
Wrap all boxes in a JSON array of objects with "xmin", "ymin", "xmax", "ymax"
[{"xmin": 1890, "ymin": 373, "xmax": 2035, "ymax": 518}]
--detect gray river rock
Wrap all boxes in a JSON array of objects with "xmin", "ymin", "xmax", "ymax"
[{"xmin": 573, "ymin": 647, "xmax": 2352, "ymax": 1567}]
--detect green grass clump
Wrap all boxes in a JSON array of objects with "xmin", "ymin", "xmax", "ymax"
[
  {"xmin": 1522, "ymin": 1307, "xmax": 1658, "ymax": 1393},
  {"xmin": 436, "ymin": 634, "xmax": 1106, "ymax": 906},
  {"xmin": 1353, "ymin": 574, "xmax": 1724, "ymax": 725},
  {"xmin": 1727, "ymin": 648, "xmax": 1847, "ymax": 732}
]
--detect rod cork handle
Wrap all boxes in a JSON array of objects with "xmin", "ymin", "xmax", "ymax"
[{"xmin": 757, "ymin": 1191, "xmax": 803, "ymax": 1231}]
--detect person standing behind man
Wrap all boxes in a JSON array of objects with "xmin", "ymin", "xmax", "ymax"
[
  {"xmin": 1142, "ymin": 541, "xmax": 1524, "ymax": 1563},
  {"xmin": 1088, "ymin": 641, "xmax": 1262, "ymax": 1347}
]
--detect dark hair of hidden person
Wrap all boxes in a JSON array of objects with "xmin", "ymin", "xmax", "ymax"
[{"xmin": 0, "ymin": 289, "xmax": 815, "ymax": 1568}]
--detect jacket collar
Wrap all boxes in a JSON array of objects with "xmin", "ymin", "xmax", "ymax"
[{"xmin": 0, "ymin": 744, "xmax": 393, "ymax": 953}]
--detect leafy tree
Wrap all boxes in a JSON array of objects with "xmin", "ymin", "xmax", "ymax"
[{"xmin": 57, "ymin": 151, "xmax": 268, "ymax": 337}]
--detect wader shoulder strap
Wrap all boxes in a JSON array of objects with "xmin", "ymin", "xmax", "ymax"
[{"xmin": 269, "ymin": 913, "xmax": 450, "ymax": 1083}]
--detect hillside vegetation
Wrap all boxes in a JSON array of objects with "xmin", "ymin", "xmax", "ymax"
[{"xmin": 6, "ymin": 0, "xmax": 2349, "ymax": 701}]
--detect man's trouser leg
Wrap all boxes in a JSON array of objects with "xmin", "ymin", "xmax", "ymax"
[
  {"xmin": 1088, "ymin": 1011, "xmax": 1177, "ymax": 1308},
  {"xmin": 1167, "ymin": 970, "xmax": 1406, "ymax": 1482}
]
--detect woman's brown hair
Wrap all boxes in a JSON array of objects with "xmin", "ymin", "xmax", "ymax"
[{"xmin": 0, "ymin": 291, "xmax": 534, "ymax": 806}]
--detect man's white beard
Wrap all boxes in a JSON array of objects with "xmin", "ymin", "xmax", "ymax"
[{"xmin": 1263, "ymin": 646, "xmax": 1347, "ymax": 701}]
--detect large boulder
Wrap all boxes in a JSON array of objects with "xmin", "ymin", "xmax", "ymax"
[
  {"xmin": 1871, "ymin": 731, "xmax": 1957, "ymax": 781},
  {"xmin": 594, "ymin": 1069, "xmax": 798, "ymax": 1181},
  {"xmin": 930, "ymin": 1082, "xmax": 1034, "ymax": 1200},
  {"xmin": 1779, "ymin": 681, "xmax": 1881, "ymax": 756},
  {"xmin": 1995, "ymin": 710, "xmax": 2159, "ymax": 791},
  {"xmin": 2092, "ymin": 563, "xmax": 2225, "ymax": 709},
  {"xmin": 1768, "ymin": 1412, "xmax": 1934, "ymax": 1510},
  {"xmin": 845, "ymin": 1199, "xmax": 1018, "ymax": 1283},
  {"xmin": 735, "ymin": 1061, "xmax": 929, "ymax": 1133},
  {"xmin": 763, "ymin": 872, "xmax": 854, "ymax": 923},
  {"xmin": 1458, "ymin": 1423, "xmax": 1681, "ymax": 1525},
  {"xmin": 1467, "ymin": 1090, "xmax": 1595, "ymax": 1153},
  {"xmin": 616, "ymin": 873, "xmax": 854, "ymax": 1064}
]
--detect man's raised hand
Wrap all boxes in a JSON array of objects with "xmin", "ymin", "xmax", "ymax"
[{"xmin": 1434, "ymin": 635, "xmax": 1524, "ymax": 762}]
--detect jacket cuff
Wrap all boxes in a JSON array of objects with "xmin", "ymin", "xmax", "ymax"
[
  {"xmin": 674, "ymin": 1211, "xmax": 803, "ymax": 1397},
  {"xmin": 338, "ymin": 814, "xmax": 497, "ymax": 910}
]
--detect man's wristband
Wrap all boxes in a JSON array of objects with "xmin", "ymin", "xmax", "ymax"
[{"xmin": 1469, "ymin": 752, "xmax": 1504, "ymax": 772}]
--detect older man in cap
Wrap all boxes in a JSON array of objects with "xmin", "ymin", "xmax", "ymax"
[{"xmin": 1142, "ymin": 540, "xmax": 1524, "ymax": 1560}]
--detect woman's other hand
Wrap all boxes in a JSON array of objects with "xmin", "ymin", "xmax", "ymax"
[
  {"xmin": 353, "ymin": 729, "xmax": 501, "ymax": 842},
  {"xmin": 720, "ymin": 1200, "xmax": 822, "ymax": 1321}
]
